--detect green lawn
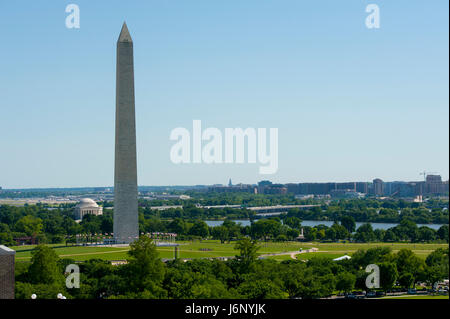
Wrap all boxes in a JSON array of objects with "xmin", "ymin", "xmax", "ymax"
[{"xmin": 11, "ymin": 241, "xmax": 448, "ymax": 262}]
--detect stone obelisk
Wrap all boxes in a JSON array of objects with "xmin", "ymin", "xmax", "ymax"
[{"xmin": 114, "ymin": 22, "xmax": 138, "ymax": 244}]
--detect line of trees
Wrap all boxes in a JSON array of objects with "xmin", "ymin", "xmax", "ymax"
[
  {"xmin": 1, "ymin": 201, "xmax": 448, "ymax": 246},
  {"xmin": 302, "ymin": 218, "xmax": 449, "ymax": 243},
  {"xmin": 14, "ymin": 237, "xmax": 449, "ymax": 299},
  {"xmin": 139, "ymin": 197, "xmax": 449, "ymax": 224}
]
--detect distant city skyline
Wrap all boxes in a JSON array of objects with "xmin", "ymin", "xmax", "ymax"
[
  {"xmin": 0, "ymin": 1, "xmax": 448, "ymax": 188},
  {"xmin": 1, "ymin": 174, "xmax": 449, "ymax": 191}
]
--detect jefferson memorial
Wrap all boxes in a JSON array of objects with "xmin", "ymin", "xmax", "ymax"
[{"xmin": 73, "ymin": 198, "xmax": 103, "ymax": 220}]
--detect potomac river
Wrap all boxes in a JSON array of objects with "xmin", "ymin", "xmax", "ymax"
[{"xmin": 205, "ymin": 220, "xmax": 446, "ymax": 230}]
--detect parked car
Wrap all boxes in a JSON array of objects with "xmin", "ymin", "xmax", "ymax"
[
  {"xmin": 345, "ymin": 293, "xmax": 356, "ymax": 299},
  {"xmin": 407, "ymin": 289, "xmax": 417, "ymax": 295},
  {"xmin": 375, "ymin": 291, "xmax": 385, "ymax": 297},
  {"xmin": 354, "ymin": 291, "xmax": 366, "ymax": 299},
  {"xmin": 366, "ymin": 291, "xmax": 377, "ymax": 298}
]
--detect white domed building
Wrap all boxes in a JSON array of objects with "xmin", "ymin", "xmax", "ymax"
[{"xmin": 74, "ymin": 198, "xmax": 103, "ymax": 220}]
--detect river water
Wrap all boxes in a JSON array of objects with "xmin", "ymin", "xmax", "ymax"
[{"xmin": 205, "ymin": 219, "xmax": 446, "ymax": 230}]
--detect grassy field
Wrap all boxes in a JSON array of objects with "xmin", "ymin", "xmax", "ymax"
[{"xmin": 11, "ymin": 241, "xmax": 448, "ymax": 263}]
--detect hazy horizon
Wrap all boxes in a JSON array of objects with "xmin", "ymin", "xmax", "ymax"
[{"xmin": 2, "ymin": 176, "xmax": 447, "ymax": 191}]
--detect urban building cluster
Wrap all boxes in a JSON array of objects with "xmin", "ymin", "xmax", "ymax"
[{"xmin": 208, "ymin": 175, "xmax": 449, "ymax": 199}]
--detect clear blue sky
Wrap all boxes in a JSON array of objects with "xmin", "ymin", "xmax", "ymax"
[{"xmin": 0, "ymin": 1, "xmax": 448, "ymax": 188}]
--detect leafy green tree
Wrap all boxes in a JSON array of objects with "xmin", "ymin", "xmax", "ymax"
[
  {"xmin": 79, "ymin": 214, "xmax": 102, "ymax": 234},
  {"xmin": 14, "ymin": 282, "xmax": 34, "ymax": 299},
  {"xmin": 354, "ymin": 223, "xmax": 376, "ymax": 242},
  {"xmin": 234, "ymin": 238, "xmax": 260, "ymax": 273},
  {"xmin": 351, "ymin": 247, "xmax": 393, "ymax": 270},
  {"xmin": 62, "ymin": 216, "xmax": 81, "ymax": 235},
  {"xmin": 374, "ymin": 229, "xmax": 386, "ymax": 242},
  {"xmin": 395, "ymin": 249, "xmax": 425, "ymax": 287},
  {"xmin": 331, "ymin": 223, "xmax": 350, "ymax": 240},
  {"xmin": 163, "ymin": 264, "xmax": 230, "ymax": 299},
  {"xmin": 189, "ymin": 220, "xmax": 209, "ymax": 238},
  {"xmin": 237, "ymin": 279, "xmax": 287, "ymax": 299},
  {"xmin": 14, "ymin": 215, "xmax": 43, "ymax": 236},
  {"xmin": 325, "ymin": 227, "xmax": 337, "ymax": 241},
  {"xmin": 286, "ymin": 228, "xmax": 300, "ymax": 240},
  {"xmin": 426, "ymin": 248, "xmax": 449, "ymax": 269},
  {"xmin": 393, "ymin": 219, "xmax": 419, "ymax": 242},
  {"xmin": 340, "ymin": 216, "xmax": 356, "ymax": 234},
  {"xmin": 424, "ymin": 248, "xmax": 449, "ymax": 287},
  {"xmin": 335, "ymin": 272, "xmax": 356, "ymax": 293},
  {"xmin": 167, "ymin": 218, "xmax": 186, "ymax": 234},
  {"xmin": 304, "ymin": 227, "xmax": 317, "ymax": 241},
  {"xmin": 0, "ymin": 223, "xmax": 14, "ymax": 245},
  {"xmin": 211, "ymin": 226, "xmax": 229, "ymax": 243},
  {"xmin": 296, "ymin": 269, "xmax": 335, "ymax": 299},
  {"xmin": 398, "ymin": 272, "xmax": 414, "ymax": 289},
  {"xmin": 418, "ymin": 226, "xmax": 436, "ymax": 242},
  {"xmin": 28, "ymin": 245, "xmax": 64, "ymax": 285},
  {"xmin": 437, "ymin": 225, "xmax": 449, "ymax": 242},
  {"xmin": 383, "ymin": 229, "xmax": 397, "ymax": 242},
  {"xmin": 284, "ymin": 216, "xmax": 302, "ymax": 230},
  {"xmin": 222, "ymin": 219, "xmax": 242, "ymax": 240},
  {"xmin": 124, "ymin": 236, "xmax": 165, "ymax": 294},
  {"xmin": 100, "ymin": 217, "xmax": 113, "ymax": 233},
  {"xmin": 250, "ymin": 219, "xmax": 281, "ymax": 241},
  {"xmin": 280, "ymin": 262, "xmax": 307, "ymax": 298},
  {"xmin": 316, "ymin": 229, "xmax": 326, "ymax": 240},
  {"xmin": 379, "ymin": 262, "xmax": 398, "ymax": 292}
]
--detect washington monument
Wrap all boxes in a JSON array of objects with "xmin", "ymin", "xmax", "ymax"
[{"xmin": 114, "ymin": 22, "xmax": 138, "ymax": 244}]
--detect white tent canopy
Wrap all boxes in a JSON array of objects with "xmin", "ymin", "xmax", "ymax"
[{"xmin": 333, "ymin": 255, "xmax": 351, "ymax": 261}]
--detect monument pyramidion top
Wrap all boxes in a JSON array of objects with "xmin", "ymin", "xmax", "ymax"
[{"xmin": 118, "ymin": 22, "xmax": 132, "ymax": 43}]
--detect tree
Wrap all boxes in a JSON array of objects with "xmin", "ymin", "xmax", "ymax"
[
  {"xmin": 351, "ymin": 247, "xmax": 393, "ymax": 270},
  {"xmin": 222, "ymin": 219, "xmax": 242, "ymax": 240},
  {"xmin": 325, "ymin": 227, "xmax": 336, "ymax": 241},
  {"xmin": 424, "ymin": 248, "xmax": 449, "ymax": 287},
  {"xmin": 237, "ymin": 279, "xmax": 287, "ymax": 299},
  {"xmin": 0, "ymin": 223, "xmax": 14, "ymax": 245},
  {"xmin": 211, "ymin": 226, "xmax": 229, "ymax": 243},
  {"xmin": 395, "ymin": 249, "xmax": 425, "ymax": 287},
  {"xmin": 335, "ymin": 272, "xmax": 356, "ymax": 293},
  {"xmin": 188, "ymin": 220, "xmax": 209, "ymax": 238},
  {"xmin": 280, "ymin": 262, "xmax": 307, "ymax": 298},
  {"xmin": 374, "ymin": 229, "xmax": 386, "ymax": 242},
  {"xmin": 354, "ymin": 223, "xmax": 376, "ymax": 242},
  {"xmin": 425, "ymin": 248, "xmax": 449, "ymax": 269},
  {"xmin": 383, "ymin": 229, "xmax": 397, "ymax": 242},
  {"xmin": 28, "ymin": 245, "xmax": 64, "ymax": 285},
  {"xmin": 250, "ymin": 219, "xmax": 281, "ymax": 241},
  {"xmin": 418, "ymin": 226, "xmax": 436, "ymax": 242},
  {"xmin": 167, "ymin": 218, "xmax": 186, "ymax": 235},
  {"xmin": 124, "ymin": 236, "xmax": 165, "ymax": 293},
  {"xmin": 437, "ymin": 225, "xmax": 449, "ymax": 242},
  {"xmin": 340, "ymin": 216, "xmax": 356, "ymax": 234},
  {"xmin": 304, "ymin": 227, "xmax": 317, "ymax": 241},
  {"xmin": 286, "ymin": 228, "xmax": 300, "ymax": 240},
  {"xmin": 234, "ymin": 238, "xmax": 260, "ymax": 273},
  {"xmin": 14, "ymin": 215, "xmax": 43, "ymax": 236},
  {"xmin": 331, "ymin": 223, "xmax": 350, "ymax": 240},
  {"xmin": 379, "ymin": 262, "xmax": 398, "ymax": 292},
  {"xmin": 284, "ymin": 216, "xmax": 302, "ymax": 230},
  {"xmin": 393, "ymin": 219, "xmax": 419, "ymax": 242},
  {"xmin": 398, "ymin": 272, "xmax": 414, "ymax": 289},
  {"xmin": 296, "ymin": 269, "xmax": 335, "ymax": 299},
  {"xmin": 100, "ymin": 217, "xmax": 113, "ymax": 233}
]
